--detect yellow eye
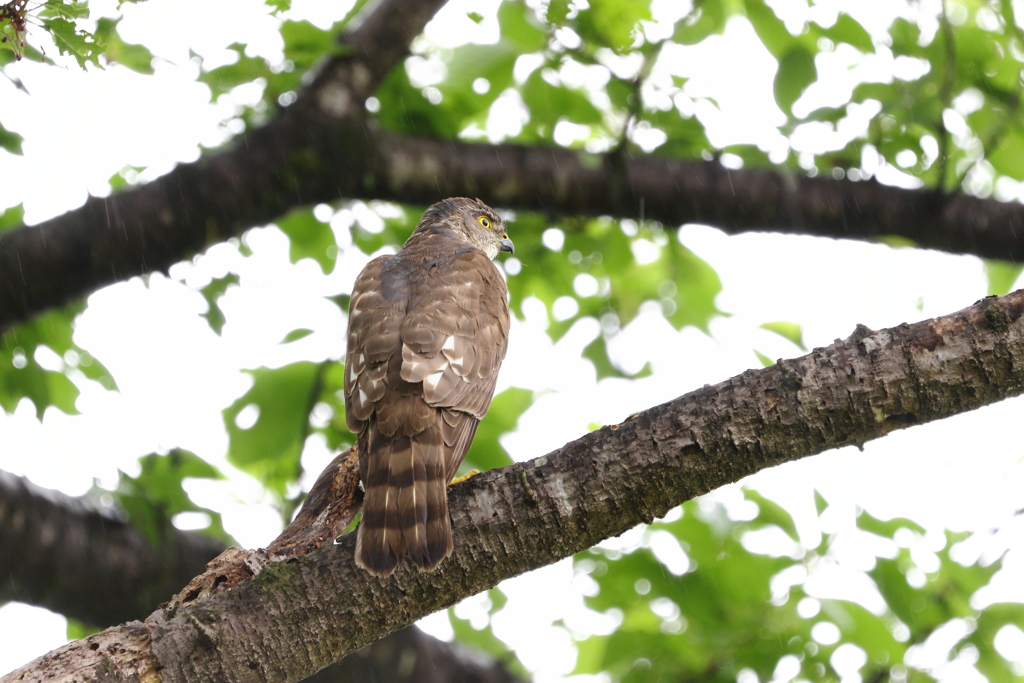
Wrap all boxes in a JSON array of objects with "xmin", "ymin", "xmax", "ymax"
[{"xmin": 478, "ymin": 215, "xmax": 491, "ymax": 228}]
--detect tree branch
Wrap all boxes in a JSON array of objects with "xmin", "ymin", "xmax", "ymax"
[
  {"xmin": 0, "ymin": 470, "xmax": 222, "ymax": 627},
  {"xmin": 365, "ymin": 132, "xmax": 1024, "ymax": 258},
  {"xmin": 8, "ymin": 288, "xmax": 1024, "ymax": 683}
]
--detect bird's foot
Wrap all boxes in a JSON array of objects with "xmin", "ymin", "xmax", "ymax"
[{"xmin": 449, "ymin": 469, "xmax": 480, "ymax": 486}]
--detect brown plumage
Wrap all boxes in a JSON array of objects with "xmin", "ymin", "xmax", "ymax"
[{"xmin": 345, "ymin": 198, "xmax": 514, "ymax": 576}]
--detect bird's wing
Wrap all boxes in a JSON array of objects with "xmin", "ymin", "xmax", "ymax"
[
  {"xmin": 399, "ymin": 248, "xmax": 510, "ymax": 478},
  {"xmin": 344, "ymin": 254, "xmax": 409, "ymax": 434}
]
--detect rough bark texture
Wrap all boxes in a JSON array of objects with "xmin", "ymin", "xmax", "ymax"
[
  {"xmin": 8, "ymin": 289, "xmax": 1024, "ymax": 683},
  {"xmin": 266, "ymin": 447, "xmax": 362, "ymax": 558},
  {"xmin": 2, "ymin": 0, "xmax": 1023, "ymax": 331},
  {"xmin": 0, "ymin": 470, "xmax": 223, "ymax": 627}
]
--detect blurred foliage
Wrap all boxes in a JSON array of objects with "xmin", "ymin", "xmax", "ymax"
[
  {"xmin": 761, "ymin": 321, "xmax": 807, "ymax": 351},
  {"xmin": 4, "ymin": 0, "xmax": 1024, "ymax": 681},
  {"xmin": 548, "ymin": 491, "xmax": 1019, "ymax": 682},
  {"xmin": 105, "ymin": 449, "xmax": 232, "ymax": 546},
  {"xmin": 0, "ymin": 303, "xmax": 115, "ymax": 418}
]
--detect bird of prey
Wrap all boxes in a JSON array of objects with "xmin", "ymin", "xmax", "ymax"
[{"xmin": 345, "ymin": 197, "xmax": 514, "ymax": 576}]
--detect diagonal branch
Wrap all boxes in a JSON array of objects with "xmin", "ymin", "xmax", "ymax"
[{"xmin": 8, "ymin": 288, "xmax": 1024, "ymax": 683}]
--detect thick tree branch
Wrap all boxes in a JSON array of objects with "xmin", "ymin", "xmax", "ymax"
[
  {"xmin": 8, "ymin": 289, "xmax": 1024, "ymax": 683},
  {"xmin": 365, "ymin": 133, "xmax": 1024, "ymax": 258},
  {"xmin": 3, "ymin": 1, "xmax": 1024, "ymax": 329}
]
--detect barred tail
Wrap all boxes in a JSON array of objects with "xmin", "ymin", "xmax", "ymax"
[{"xmin": 355, "ymin": 424, "xmax": 453, "ymax": 576}]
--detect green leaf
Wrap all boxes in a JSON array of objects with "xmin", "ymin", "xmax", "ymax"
[
  {"xmin": 199, "ymin": 273, "xmax": 240, "ymax": 336},
  {"xmin": 0, "ymin": 204, "xmax": 24, "ymax": 233},
  {"xmin": 0, "ymin": 305, "xmax": 98, "ymax": 417},
  {"xmin": 870, "ymin": 556, "xmax": 947, "ymax": 632},
  {"xmin": 989, "ymin": 129, "xmax": 1024, "ymax": 180},
  {"xmin": 313, "ymin": 360, "xmax": 352, "ymax": 451},
  {"xmin": 198, "ymin": 43, "xmax": 271, "ymax": 100},
  {"xmin": 814, "ymin": 14, "xmax": 874, "ymax": 53},
  {"xmin": 280, "ymin": 328, "xmax": 314, "ymax": 344},
  {"xmin": 266, "ymin": 0, "xmax": 291, "ymax": 13},
  {"xmin": 224, "ymin": 362, "xmax": 323, "ymax": 495},
  {"xmin": 0, "ymin": 121, "xmax": 24, "ymax": 155},
  {"xmin": 94, "ymin": 17, "xmax": 154, "ymax": 74},
  {"xmin": 467, "ymin": 11, "xmax": 484, "ymax": 24},
  {"xmin": 857, "ymin": 509, "xmax": 925, "ymax": 538},
  {"xmin": 984, "ymin": 259, "xmax": 1024, "ymax": 296},
  {"xmin": 745, "ymin": 489, "xmax": 799, "ymax": 541},
  {"xmin": 753, "ymin": 349, "xmax": 774, "ymax": 367},
  {"xmin": 577, "ymin": 0, "xmax": 651, "ymax": 53},
  {"xmin": 674, "ymin": 0, "xmax": 726, "ymax": 45},
  {"xmin": 41, "ymin": 16, "xmax": 101, "ymax": 68},
  {"xmin": 820, "ymin": 599, "xmax": 904, "ymax": 663},
  {"xmin": 39, "ymin": 1, "xmax": 89, "ymax": 20},
  {"xmin": 760, "ymin": 321, "xmax": 806, "ymax": 350},
  {"xmin": 814, "ymin": 490, "xmax": 828, "ymax": 516},
  {"xmin": 547, "ymin": 0, "xmax": 571, "ymax": 25},
  {"xmin": 498, "ymin": 0, "xmax": 547, "ymax": 53},
  {"xmin": 281, "ymin": 20, "xmax": 337, "ymax": 69},
  {"xmin": 744, "ymin": 0, "xmax": 795, "ymax": 58},
  {"xmin": 276, "ymin": 207, "xmax": 337, "ymax": 274},
  {"xmin": 664, "ymin": 240, "xmax": 724, "ymax": 333},
  {"xmin": 66, "ymin": 618, "xmax": 102, "ymax": 640},
  {"xmin": 111, "ymin": 449, "xmax": 229, "ymax": 545},
  {"xmin": 522, "ymin": 69, "xmax": 603, "ymax": 131},
  {"xmin": 774, "ymin": 46, "xmax": 817, "ymax": 116}
]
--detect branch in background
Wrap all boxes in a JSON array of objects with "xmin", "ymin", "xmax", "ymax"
[
  {"xmin": 0, "ymin": 470, "xmax": 222, "ymax": 627},
  {"xmin": 0, "ymin": 467, "xmax": 524, "ymax": 683},
  {"xmin": 4, "ymin": 2, "xmax": 1024, "ymax": 329},
  {"xmin": 0, "ymin": 0, "xmax": 449, "ymax": 331},
  {"xmin": 366, "ymin": 132, "xmax": 1024, "ymax": 258},
  {"xmin": 9, "ymin": 288, "xmax": 1024, "ymax": 683},
  {"xmin": 307, "ymin": 626, "xmax": 524, "ymax": 683},
  {"xmin": 7, "ymin": 107, "xmax": 1024, "ymax": 333}
]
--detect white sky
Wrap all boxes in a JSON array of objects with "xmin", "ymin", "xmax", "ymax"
[{"xmin": 2, "ymin": 0, "xmax": 1024, "ymax": 680}]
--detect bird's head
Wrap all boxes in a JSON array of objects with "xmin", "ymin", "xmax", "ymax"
[{"xmin": 421, "ymin": 197, "xmax": 514, "ymax": 260}]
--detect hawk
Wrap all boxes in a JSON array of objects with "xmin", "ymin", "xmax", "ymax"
[{"xmin": 345, "ymin": 198, "xmax": 514, "ymax": 576}]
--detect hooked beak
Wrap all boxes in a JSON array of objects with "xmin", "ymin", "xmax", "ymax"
[{"xmin": 499, "ymin": 238, "xmax": 515, "ymax": 256}]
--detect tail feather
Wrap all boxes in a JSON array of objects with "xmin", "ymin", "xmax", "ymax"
[
  {"xmin": 355, "ymin": 424, "xmax": 454, "ymax": 576},
  {"xmin": 355, "ymin": 433, "xmax": 405, "ymax": 576},
  {"xmin": 398, "ymin": 433, "xmax": 430, "ymax": 565},
  {"xmin": 422, "ymin": 453, "xmax": 452, "ymax": 567}
]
